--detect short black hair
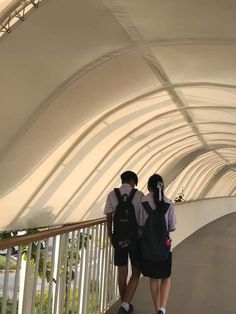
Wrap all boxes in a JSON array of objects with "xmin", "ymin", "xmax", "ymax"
[{"xmin": 120, "ymin": 171, "xmax": 138, "ymax": 185}]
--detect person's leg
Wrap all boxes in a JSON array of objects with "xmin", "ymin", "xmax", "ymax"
[
  {"xmin": 122, "ymin": 242, "xmax": 141, "ymax": 304},
  {"xmin": 149, "ymin": 278, "xmax": 160, "ymax": 311},
  {"xmin": 114, "ymin": 246, "xmax": 129, "ymax": 301},
  {"xmin": 122, "ymin": 265, "xmax": 140, "ymax": 303},
  {"xmin": 159, "ymin": 277, "xmax": 171, "ymax": 309},
  {"xmin": 159, "ymin": 252, "xmax": 172, "ymax": 311},
  {"xmin": 118, "ymin": 265, "xmax": 128, "ymax": 301}
]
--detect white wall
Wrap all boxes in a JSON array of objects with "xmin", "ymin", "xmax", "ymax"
[{"xmin": 172, "ymin": 196, "xmax": 236, "ymax": 248}]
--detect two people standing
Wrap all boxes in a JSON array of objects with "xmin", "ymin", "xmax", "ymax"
[{"xmin": 104, "ymin": 171, "xmax": 176, "ymax": 314}]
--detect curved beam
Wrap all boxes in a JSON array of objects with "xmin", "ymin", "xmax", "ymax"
[
  {"xmin": 73, "ymin": 139, "xmax": 232, "ymax": 221},
  {"xmin": 9, "ymin": 106, "xmax": 236, "ymax": 221},
  {"xmin": 2, "ymin": 65, "xmax": 236, "ymax": 162},
  {"xmin": 140, "ymin": 146, "xmax": 225, "ymax": 192},
  {"xmin": 169, "ymin": 157, "xmax": 224, "ymax": 200},
  {"xmin": 2, "ymin": 77, "xmax": 236, "ymax": 163},
  {"xmin": 158, "ymin": 148, "xmax": 207, "ymax": 186},
  {"xmin": 35, "ymin": 116, "xmax": 236, "ymax": 215},
  {"xmin": 199, "ymin": 164, "xmax": 236, "ymax": 198},
  {"xmin": 56, "ymin": 136, "xmax": 200, "ymax": 222},
  {"xmin": 141, "ymin": 144, "xmax": 236, "ymax": 194}
]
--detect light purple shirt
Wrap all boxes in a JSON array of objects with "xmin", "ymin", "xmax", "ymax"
[{"xmin": 138, "ymin": 192, "xmax": 177, "ymax": 231}]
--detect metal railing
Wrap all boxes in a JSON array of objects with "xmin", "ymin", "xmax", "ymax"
[
  {"xmin": 0, "ymin": 0, "xmax": 44, "ymax": 38},
  {"xmin": 0, "ymin": 218, "xmax": 119, "ymax": 313}
]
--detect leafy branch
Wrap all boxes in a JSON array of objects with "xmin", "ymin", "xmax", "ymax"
[{"xmin": 174, "ymin": 188, "xmax": 185, "ymax": 203}]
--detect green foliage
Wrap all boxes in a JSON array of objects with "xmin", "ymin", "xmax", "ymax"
[
  {"xmin": 64, "ymin": 232, "xmax": 92, "ymax": 310},
  {"xmin": 0, "ymin": 297, "xmax": 14, "ymax": 314},
  {"xmin": 0, "ymin": 231, "xmax": 17, "ymax": 240},
  {"xmin": 34, "ymin": 291, "xmax": 52, "ymax": 314},
  {"xmin": 22, "ymin": 241, "xmax": 51, "ymax": 282},
  {"xmin": 174, "ymin": 188, "xmax": 185, "ymax": 203},
  {"xmin": 0, "ymin": 255, "xmax": 16, "ymax": 270},
  {"xmin": 0, "ymin": 228, "xmax": 98, "ymax": 313},
  {"xmin": 33, "ymin": 283, "xmax": 99, "ymax": 314}
]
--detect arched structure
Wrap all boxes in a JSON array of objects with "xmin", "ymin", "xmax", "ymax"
[{"xmin": 0, "ymin": 0, "xmax": 236, "ymax": 231}]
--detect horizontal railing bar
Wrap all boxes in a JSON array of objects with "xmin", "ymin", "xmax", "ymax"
[{"xmin": 0, "ymin": 217, "xmax": 106, "ymax": 249}]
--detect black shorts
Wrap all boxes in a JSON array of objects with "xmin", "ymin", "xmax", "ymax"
[{"xmin": 114, "ymin": 242, "xmax": 141, "ymax": 268}]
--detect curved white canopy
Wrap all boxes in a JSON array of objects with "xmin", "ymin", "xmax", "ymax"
[{"xmin": 0, "ymin": 0, "xmax": 236, "ymax": 231}]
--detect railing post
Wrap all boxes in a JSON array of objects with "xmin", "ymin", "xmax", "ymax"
[
  {"xmin": 0, "ymin": 218, "xmax": 118, "ymax": 314},
  {"xmin": 2, "ymin": 249, "xmax": 11, "ymax": 313},
  {"xmin": 52, "ymin": 234, "xmax": 67, "ymax": 314},
  {"xmin": 18, "ymin": 243, "xmax": 34, "ymax": 314}
]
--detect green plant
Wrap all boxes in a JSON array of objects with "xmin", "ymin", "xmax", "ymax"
[
  {"xmin": 0, "ymin": 228, "xmax": 96, "ymax": 313},
  {"xmin": 0, "ymin": 297, "xmax": 14, "ymax": 314},
  {"xmin": 174, "ymin": 188, "xmax": 185, "ymax": 203},
  {"xmin": 33, "ymin": 284, "xmax": 99, "ymax": 313},
  {"xmin": 34, "ymin": 291, "xmax": 52, "ymax": 314},
  {"xmin": 64, "ymin": 232, "xmax": 92, "ymax": 310},
  {"xmin": 0, "ymin": 231, "xmax": 18, "ymax": 240},
  {"xmin": 0, "ymin": 255, "xmax": 16, "ymax": 270}
]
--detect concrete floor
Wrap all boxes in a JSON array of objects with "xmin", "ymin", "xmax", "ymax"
[{"xmin": 106, "ymin": 212, "xmax": 236, "ymax": 314}]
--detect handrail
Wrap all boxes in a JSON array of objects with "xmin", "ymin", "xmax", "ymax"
[
  {"xmin": 0, "ymin": 215, "xmax": 117, "ymax": 313},
  {"xmin": 0, "ymin": 217, "xmax": 106, "ymax": 249},
  {"xmin": 173, "ymin": 194, "xmax": 236, "ymax": 205}
]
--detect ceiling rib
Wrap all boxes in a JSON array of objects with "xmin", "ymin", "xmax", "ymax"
[
  {"xmin": 199, "ymin": 164, "xmax": 236, "ymax": 198},
  {"xmin": 102, "ymin": 0, "xmax": 213, "ymax": 151}
]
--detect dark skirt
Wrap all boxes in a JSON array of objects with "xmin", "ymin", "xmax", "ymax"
[{"xmin": 141, "ymin": 252, "xmax": 172, "ymax": 279}]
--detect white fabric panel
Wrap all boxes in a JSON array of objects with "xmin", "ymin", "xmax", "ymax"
[
  {"xmin": 0, "ymin": 0, "xmax": 130, "ymax": 150},
  {"xmin": 190, "ymin": 108, "xmax": 236, "ymax": 124},
  {"xmin": 2, "ymin": 0, "xmax": 163, "ymax": 194},
  {"xmin": 152, "ymin": 45, "xmax": 236, "ymax": 84},
  {"xmin": 113, "ymin": 0, "xmax": 236, "ymax": 41},
  {"xmin": 0, "ymin": 51, "xmax": 159, "ymax": 195},
  {"xmin": 180, "ymin": 87, "xmax": 236, "ymax": 107},
  {"xmin": 5, "ymin": 92, "xmax": 177, "ymax": 228}
]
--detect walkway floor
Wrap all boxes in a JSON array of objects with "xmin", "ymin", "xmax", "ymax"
[{"xmin": 106, "ymin": 212, "xmax": 236, "ymax": 314}]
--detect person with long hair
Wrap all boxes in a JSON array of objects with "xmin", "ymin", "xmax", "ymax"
[{"xmin": 139, "ymin": 174, "xmax": 176, "ymax": 314}]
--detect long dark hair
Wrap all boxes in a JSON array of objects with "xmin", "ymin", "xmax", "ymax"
[{"xmin": 147, "ymin": 174, "xmax": 165, "ymax": 211}]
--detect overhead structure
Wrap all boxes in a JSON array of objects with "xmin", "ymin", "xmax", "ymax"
[{"xmin": 0, "ymin": 0, "xmax": 236, "ymax": 231}]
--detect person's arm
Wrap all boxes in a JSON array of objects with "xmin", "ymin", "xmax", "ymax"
[
  {"xmin": 104, "ymin": 194, "xmax": 114, "ymax": 243},
  {"xmin": 137, "ymin": 202, "xmax": 147, "ymax": 227},
  {"xmin": 106, "ymin": 213, "xmax": 113, "ymax": 243},
  {"xmin": 168, "ymin": 202, "xmax": 177, "ymax": 232},
  {"xmin": 136, "ymin": 192, "xmax": 145, "ymax": 227}
]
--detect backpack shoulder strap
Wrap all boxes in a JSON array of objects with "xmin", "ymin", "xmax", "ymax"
[
  {"xmin": 128, "ymin": 188, "xmax": 137, "ymax": 202},
  {"xmin": 162, "ymin": 202, "xmax": 171, "ymax": 215},
  {"xmin": 141, "ymin": 201, "xmax": 154, "ymax": 215},
  {"xmin": 114, "ymin": 188, "xmax": 122, "ymax": 202}
]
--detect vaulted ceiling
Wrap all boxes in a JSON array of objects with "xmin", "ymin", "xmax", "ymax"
[{"xmin": 0, "ymin": 0, "xmax": 236, "ymax": 231}]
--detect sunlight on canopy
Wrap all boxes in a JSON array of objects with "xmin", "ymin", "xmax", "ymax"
[{"xmin": 0, "ymin": 0, "xmax": 236, "ymax": 231}]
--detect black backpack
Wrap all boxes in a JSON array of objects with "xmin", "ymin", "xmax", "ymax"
[
  {"xmin": 112, "ymin": 188, "xmax": 138, "ymax": 247},
  {"xmin": 140, "ymin": 201, "xmax": 171, "ymax": 262}
]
